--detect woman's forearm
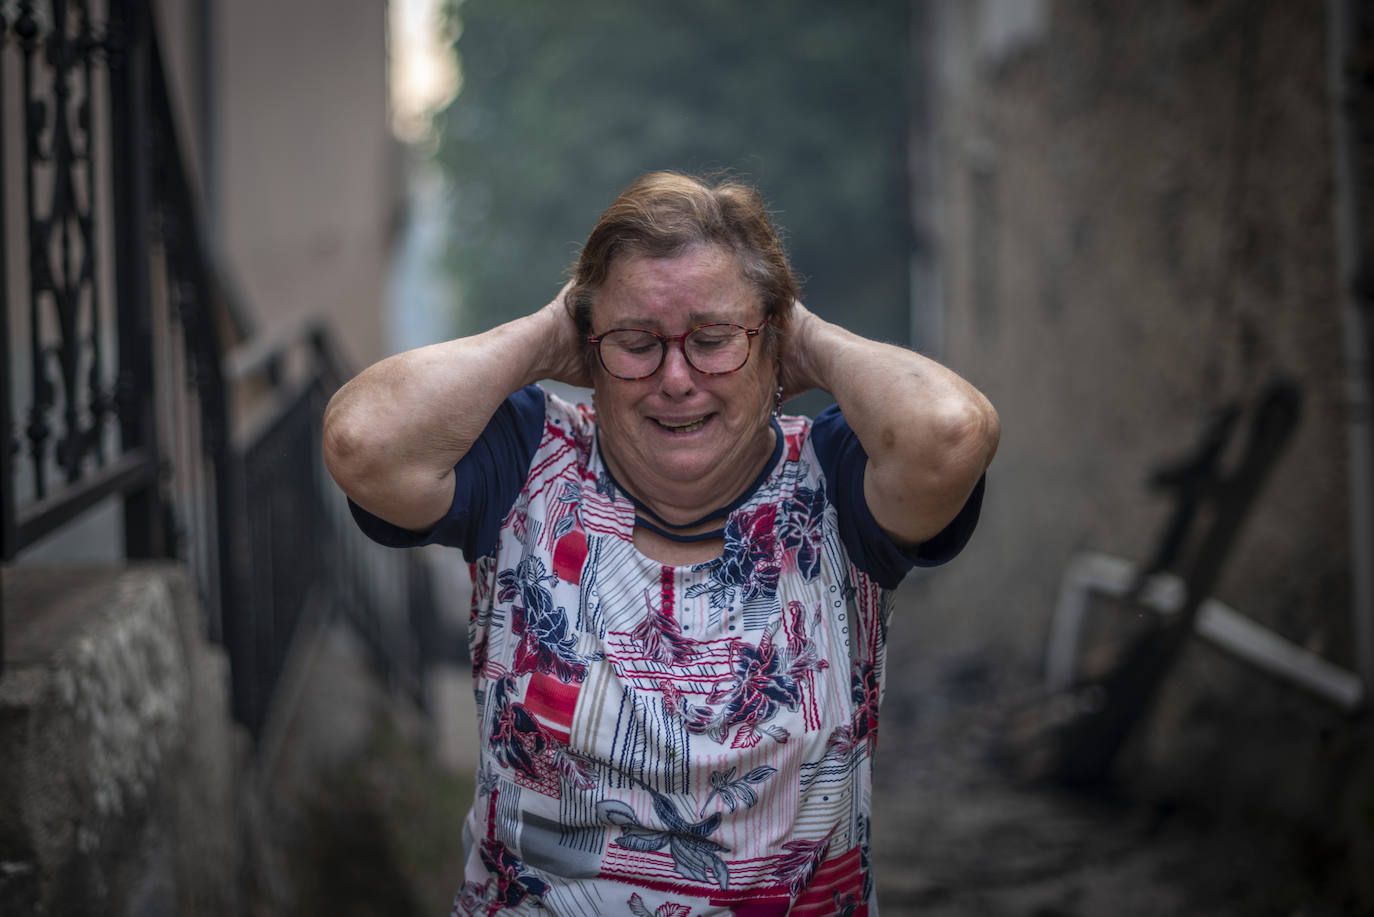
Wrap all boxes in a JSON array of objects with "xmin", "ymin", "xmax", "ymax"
[{"xmin": 323, "ymin": 296, "xmax": 584, "ymax": 532}]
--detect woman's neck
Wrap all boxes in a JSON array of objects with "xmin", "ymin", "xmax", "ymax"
[{"xmin": 632, "ymin": 526, "xmax": 724, "ymax": 566}]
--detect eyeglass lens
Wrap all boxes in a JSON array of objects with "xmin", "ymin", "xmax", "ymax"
[{"xmin": 598, "ymin": 325, "xmax": 752, "ymax": 379}]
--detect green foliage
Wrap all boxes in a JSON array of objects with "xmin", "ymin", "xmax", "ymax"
[{"xmin": 435, "ymin": 0, "xmax": 912, "ymax": 349}]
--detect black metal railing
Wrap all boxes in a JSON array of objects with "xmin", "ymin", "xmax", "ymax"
[
  {"xmin": 1, "ymin": 0, "xmax": 141, "ymax": 548},
  {"xmin": 1, "ymin": 0, "xmax": 176, "ymax": 661},
  {"xmin": 1, "ymin": 0, "xmax": 432, "ymax": 736},
  {"xmin": 225, "ymin": 324, "xmax": 436, "ymax": 734}
]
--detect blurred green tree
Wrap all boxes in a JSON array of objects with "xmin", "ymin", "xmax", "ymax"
[{"xmin": 434, "ymin": 0, "xmax": 911, "ymax": 363}]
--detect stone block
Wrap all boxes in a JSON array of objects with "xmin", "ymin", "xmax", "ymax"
[{"xmin": 0, "ymin": 564, "xmax": 244, "ymax": 916}]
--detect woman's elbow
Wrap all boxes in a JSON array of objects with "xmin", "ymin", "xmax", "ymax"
[
  {"xmin": 322, "ymin": 396, "xmax": 380, "ymax": 496},
  {"xmin": 928, "ymin": 393, "xmax": 999, "ymax": 480},
  {"xmin": 966, "ymin": 394, "xmax": 1000, "ymax": 470}
]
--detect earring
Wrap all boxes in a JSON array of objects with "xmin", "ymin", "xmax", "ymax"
[{"xmin": 774, "ymin": 385, "xmax": 784, "ymax": 418}]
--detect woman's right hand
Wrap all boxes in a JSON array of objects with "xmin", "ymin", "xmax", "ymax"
[
  {"xmin": 534, "ymin": 281, "xmax": 594, "ymax": 389},
  {"xmin": 777, "ymin": 300, "xmax": 828, "ymax": 402}
]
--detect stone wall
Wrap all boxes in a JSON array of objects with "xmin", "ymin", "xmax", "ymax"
[{"xmin": 0, "ymin": 565, "xmax": 247, "ymax": 916}]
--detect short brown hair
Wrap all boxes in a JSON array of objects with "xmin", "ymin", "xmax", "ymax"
[{"xmin": 567, "ymin": 172, "xmax": 800, "ymax": 349}]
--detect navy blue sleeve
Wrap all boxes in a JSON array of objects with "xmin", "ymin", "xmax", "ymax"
[
  {"xmin": 810, "ymin": 403, "xmax": 985, "ymax": 589},
  {"xmin": 347, "ymin": 384, "xmax": 546, "ymax": 561}
]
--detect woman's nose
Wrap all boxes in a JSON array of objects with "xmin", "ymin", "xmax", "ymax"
[{"xmin": 657, "ymin": 340, "xmax": 696, "ymax": 395}]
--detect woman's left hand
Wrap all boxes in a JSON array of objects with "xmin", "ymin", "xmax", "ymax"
[{"xmin": 777, "ymin": 300, "xmax": 826, "ymax": 402}]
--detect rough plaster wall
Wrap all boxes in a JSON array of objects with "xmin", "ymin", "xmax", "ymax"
[
  {"xmin": 891, "ymin": 0, "xmax": 1366, "ymax": 841},
  {"xmin": 910, "ymin": 0, "xmax": 1350, "ymax": 683}
]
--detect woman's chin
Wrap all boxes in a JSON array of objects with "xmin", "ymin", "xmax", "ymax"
[{"xmin": 641, "ymin": 450, "xmax": 724, "ymax": 490}]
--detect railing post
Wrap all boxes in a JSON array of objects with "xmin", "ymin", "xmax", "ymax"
[
  {"xmin": 2, "ymin": 7, "xmax": 13, "ymax": 676},
  {"xmin": 144, "ymin": 11, "xmax": 232, "ymax": 641},
  {"xmin": 107, "ymin": 0, "xmax": 164, "ymax": 559}
]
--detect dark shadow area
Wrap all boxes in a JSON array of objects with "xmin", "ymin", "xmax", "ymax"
[
  {"xmin": 283, "ymin": 709, "xmax": 475, "ymax": 916},
  {"xmin": 871, "ymin": 645, "xmax": 1363, "ymax": 916}
]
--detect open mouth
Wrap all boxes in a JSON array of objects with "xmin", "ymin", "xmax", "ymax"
[{"xmin": 652, "ymin": 415, "xmax": 710, "ymax": 434}]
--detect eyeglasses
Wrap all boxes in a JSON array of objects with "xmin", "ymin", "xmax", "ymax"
[{"xmin": 587, "ymin": 318, "xmax": 769, "ymax": 381}]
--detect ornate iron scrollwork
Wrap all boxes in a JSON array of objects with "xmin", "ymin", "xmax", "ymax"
[{"xmin": 13, "ymin": 0, "xmax": 112, "ymax": 501}]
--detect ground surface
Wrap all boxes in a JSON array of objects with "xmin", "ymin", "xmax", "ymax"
[{"xmin": 868, "ymin": 647, "xmax": 1359, "ymax": 917}]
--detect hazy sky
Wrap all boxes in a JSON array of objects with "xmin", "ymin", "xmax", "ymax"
[{"xmin": 389, "ymin": 0, "xmax": 459, "ymax": 143}]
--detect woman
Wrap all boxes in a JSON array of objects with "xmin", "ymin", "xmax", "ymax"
[{"xmin": 324, "ymin": 172, "xmax": 998, "ymax": 915}]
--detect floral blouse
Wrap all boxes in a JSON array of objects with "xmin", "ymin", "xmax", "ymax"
[{"xmin": 351, "ymin": 387, "xmax": 982, "ymax": 916}]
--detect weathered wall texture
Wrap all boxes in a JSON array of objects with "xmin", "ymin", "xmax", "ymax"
[
  {"xmin": 0, "ymin": 566, "xmax": 245, "ymax": 916},
  {"xmin": 908, "ymin": 0, "xmax": 1365, "ymax": 838}
]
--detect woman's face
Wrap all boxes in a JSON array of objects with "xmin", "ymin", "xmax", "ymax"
[{"xmin": 589, "ymin": 245, "xmax": 778, "ymax": 513}]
